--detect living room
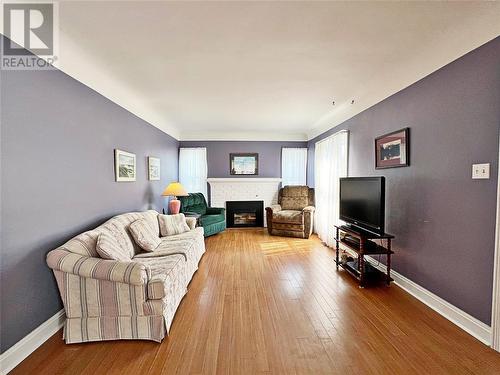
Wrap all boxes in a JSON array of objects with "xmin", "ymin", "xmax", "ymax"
[{"xmin": 1, "ymin": 1, "xmax": 500, "ymax": 374}]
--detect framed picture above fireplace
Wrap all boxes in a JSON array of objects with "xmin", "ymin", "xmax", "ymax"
[{"xmin": 230, "ymin": 153, "xmax": 259, "ymax": 175}]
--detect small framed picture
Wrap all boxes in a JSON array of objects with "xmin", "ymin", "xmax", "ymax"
[
  {"xmin": 230, "ymin": 153, "xmax": 258, "ymax": 175},
  {"xmin": 375, "ymin": 128, "xmax": 410, "ymax": 169},
  {"xmin": 148, "ymin": 156, "xmax": 160, "ymax": 181},
  {"xmin": 114, "ymin": 149, "xmax": 136, "ymax": 182}
]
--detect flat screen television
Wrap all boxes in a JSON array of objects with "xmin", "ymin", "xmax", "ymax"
[{"xmin": 339, "ymin": 177, "xmax": 385, "ymax": 234}]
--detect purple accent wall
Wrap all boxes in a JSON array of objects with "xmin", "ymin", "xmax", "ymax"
[
  {"xmin": 0, "ymin": 39, "xmax": 179, "ymax": 353},
  {"xmin": 179, "ymin": 141, "xmax": 308, "ymax": 178},
  {"xmin": 307, "ymin": 37, "xmax": 500, "ymax": 325}
]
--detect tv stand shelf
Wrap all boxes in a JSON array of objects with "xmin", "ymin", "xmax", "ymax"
[{"xmin": 334, "ymin": 225, "xmax": 394, "ymax": 287}]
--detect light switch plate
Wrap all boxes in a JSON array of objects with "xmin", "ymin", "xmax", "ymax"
[{"xmin": 472, "ymin": 163, "xmax": 490, "ymax": 179}]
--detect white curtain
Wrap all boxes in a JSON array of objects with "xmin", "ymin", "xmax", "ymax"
[
  {"xmin": 179, "ymin": 148, "xmax": 208, "ymax": 200},
  {"xmin": 314, "ymin": 131, "xmax": 348, "ymax": 247},
  {"xmin": 281, "ymin": 148, "xmax": 308, "ymax": 186}
]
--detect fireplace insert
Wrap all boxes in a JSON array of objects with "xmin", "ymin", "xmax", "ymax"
[{"xmin": 226, "ymin": 200, "xmax": 264, "ymax": 228}]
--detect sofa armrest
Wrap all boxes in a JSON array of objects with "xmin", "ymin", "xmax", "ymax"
[
  {"xmin": 47, "ymin": 248, "xmax": 149, "ymax": 285},
  {"xmin": 185, "ymin": 217, "xmax": 197, "ymax": 230},
  {"xmin": 147, "ymin": 274, "xmax": 166, "ymax": 300},
  {"xmin": 302, "ymin": 206, "xmax": 315, "ymax": 238},
  {"xmin": 265, "ymin": 205, "xmax": 281, "ymax": 234},
  {"xmin": 206, "ymin": 207, "xmax": 225, "ymax": 215},
  {"xmin": 266, "ymin": 204, "xmax": 282, "ymax": 213}
]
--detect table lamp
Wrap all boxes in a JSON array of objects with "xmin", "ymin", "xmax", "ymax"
[{"xmin": 162, "ymin": 182, "xmax": 188, "ymax": 214}]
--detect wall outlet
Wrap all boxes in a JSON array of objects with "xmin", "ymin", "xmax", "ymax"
[{"xmin": 472, "ymin": 163, "xmax": 490, "ymax": 179}]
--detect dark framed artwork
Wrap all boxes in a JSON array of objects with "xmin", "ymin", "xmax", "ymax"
[
  {"xmin": 375, "ymin": 128, "xmax": 410, "ymax": 169},
  {"xmin": 230, "ymin": 153, "xmax": 259, "ymax": 175}
]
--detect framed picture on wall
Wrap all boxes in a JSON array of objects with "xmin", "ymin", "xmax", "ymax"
[
  {"xmin": 375, "ymin": 128, "xmax": 410, "ymax": 169},
  {"xmin": 114, "ymin": 149, "xmax": 136, "ymax": 182},
  {"xmin": 148, "ymin": 156, "xmax": 160, "ymax": 181},
  {"xmin": 230, "ymin": 153, "xmax": 259, "ymax": 175}
]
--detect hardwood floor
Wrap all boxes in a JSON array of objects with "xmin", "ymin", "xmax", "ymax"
[{"xmin": 12, "ymin": 229, "xmax": 500, "ymax": 374}]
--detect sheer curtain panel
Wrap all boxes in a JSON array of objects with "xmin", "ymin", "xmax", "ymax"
[
  {"xmin": 314, "ymin": 131, "xmax": 348, "ymax": 247},
  {"xmin": 179, "ymin": 148, "xmax": 208, "ymax": 200},
  {"xmin": 281, "ymin": 148, "xmax": 308, "ymax": 186}
]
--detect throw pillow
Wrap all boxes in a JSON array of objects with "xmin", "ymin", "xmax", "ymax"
[
  {"xmin": 158, "ymin": 213, "xmax": 190, "ymax": 236},
  {"xmin": 96, "ymin": 232, "xmax": 131, "ymax": 262},
  {"xmin": 129, "ymin": 219, "xmax": 161, "ymax": 252}
]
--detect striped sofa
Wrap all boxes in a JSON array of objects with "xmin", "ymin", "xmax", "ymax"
[{"xmin": 46, "ymin": 210, "xmax": 205, "ymax": 344}]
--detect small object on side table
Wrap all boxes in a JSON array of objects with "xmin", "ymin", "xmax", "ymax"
[{"xmin": 161, "ymin": 182, "xmax": 189, "ymax": 214}]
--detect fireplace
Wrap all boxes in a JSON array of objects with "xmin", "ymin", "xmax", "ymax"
[
  {"xmin": 207, "ymin": 178, "xmax": 281, "ymax": 227},
  {"xmin": 226, "ymin": 201, "xmax": 264, "ymax": 228}
]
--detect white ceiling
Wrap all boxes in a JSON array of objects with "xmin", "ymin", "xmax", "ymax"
[{"xmin": 17, "ymin": 1, "xmax": 500, "ymax": 140}]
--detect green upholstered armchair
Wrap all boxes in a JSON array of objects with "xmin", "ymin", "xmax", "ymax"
[{"xmin": 179, "ymin": 193, "xmax": 226, "ymax": 237}]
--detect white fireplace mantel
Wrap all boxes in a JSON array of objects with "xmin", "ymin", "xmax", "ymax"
[
  {"xmin": 207, "ymin": 178, "xmax": 281, "ymax": 227},
  {"xmin": 207, "ymin": 178, "xmax": 281, "ymax": 183}
]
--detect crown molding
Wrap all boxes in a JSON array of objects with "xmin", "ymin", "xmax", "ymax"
[
  {"xmin": 207, "ymin": 178, "xmax": 281, "ymax": 183},
  {"xmin": 179, "ymin": 131, "xmax": 308, "ymax": 142}
]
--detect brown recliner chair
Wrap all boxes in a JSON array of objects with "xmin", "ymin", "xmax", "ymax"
[{"xmin": 266, "ymin": 186, "xmax": 315, "ymax": 239}]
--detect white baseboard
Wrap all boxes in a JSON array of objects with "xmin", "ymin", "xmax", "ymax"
[
  {"xmin": 363, "ymin": 255, "xmax": 492, "ymax": 345},
  {"xmin": 0, "ymin": 310, "xmax": 65, "ymax": 375}
]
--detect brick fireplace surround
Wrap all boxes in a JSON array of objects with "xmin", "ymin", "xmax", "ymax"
[{"xmin": 206, "ymin": 178, "xmax": 281, "ymax": 227}]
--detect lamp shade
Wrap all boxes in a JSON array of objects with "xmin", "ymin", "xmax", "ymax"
[{"xmin": 161, "ymin": 182, "xmax": 188, "ymax": 197}]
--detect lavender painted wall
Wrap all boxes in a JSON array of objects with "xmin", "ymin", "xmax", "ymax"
[
  {"xmin": 179, "ymin": 141, "xmax": 308, "ymax": 178},
  {"xmin": 308, "ymin": 37, "xmax": 500, "ymax": 325},
  {"xmin": 0, "ymin": 42, "xmax": 179, "ymax": 352}
]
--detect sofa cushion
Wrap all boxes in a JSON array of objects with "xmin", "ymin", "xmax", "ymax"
[
  {"xmin": 136, "ymin": 227, "xmax": 201, "ymax": 257},
  {"xmin": 282, "ymin": 185, "xmax": 309, "ymax": 196},
  {"xmin": 135, "ymin": 254, "xmax": 185, "ymax": 278},
  {"xmin": 95, "ymin": 233, "xmax": 131, "ymax": 262},
  {"xmin": 55, "ymin": 210, "xmax": 160, "ymax": 258},
  {"xmin": 134, "ymin": 238, "xmax": 192, "ymax": 261},
  {"xmin": 129, "ymin": 219, "xmax": 161, "ymax": 252},
  {"xmin": 98, "ymin": 210, "xmax": 159, "ymax": 257},
  {"xmin": 200, "ymin": 213, "xmax": 225, "ymax": 227},
  {"xmin": 185, "ymin": 204, "xmax": 207, "ymax": 216},
  {"xmin": 59, "ymin": 230, "xmax": 100, "ymax": 258},
  {"xmin": 158, "ymin": 213, "xmax": 190, "ymax": 236},
  {"xmin": 272, "ymin": 210, "xmax": 303, "ymax": 224},
  {"xmin": 280, "ymin": 186, "xmax": 310, "ymax": 210},
  {"xmin": 281, "ymin": 196, "xmax": 308, "ymax": 210},
  {"xmin": 162, "ymin": 226, "xmax": 204, "ymax": 242},
  {"xmin": 180, "ymin": 193, "xmax": 207, "ymax": 215}
]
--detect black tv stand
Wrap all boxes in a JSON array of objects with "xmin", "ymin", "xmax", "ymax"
[
  {"xmin": 343, "ymin": 224, "xmax": 385, "ymax": 238},
  {"xmin": 334, "ymin": 224, "xmax": 394, "ymax": 287}
]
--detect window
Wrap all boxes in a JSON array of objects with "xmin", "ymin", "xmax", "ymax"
[
  {"xmin": 314, "ymin": 131, "xmax": 348, "ymax": 247},
  {"xmin": 281, "ymin": 148, "xmax": 308, "ymax": 186},
  {"xmin": 179, "ymin": 148, "xmax": 208, "ymax": 200}
]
